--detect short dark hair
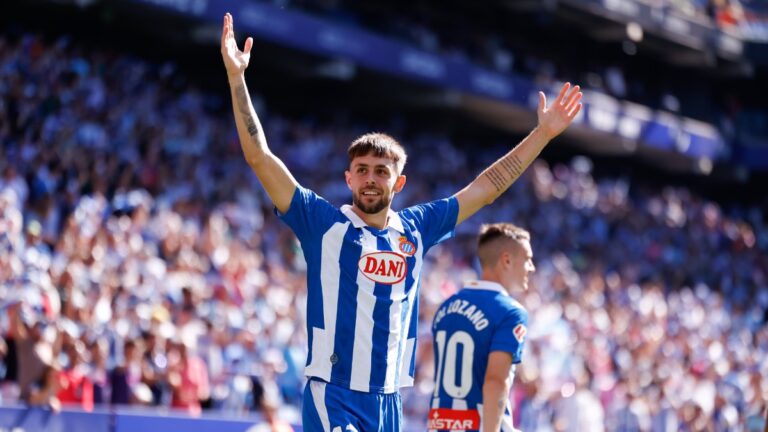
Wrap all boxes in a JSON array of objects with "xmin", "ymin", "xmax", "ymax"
[
  {"xmin": 477, "ymin": 223, "xmax": 530, "ymax": 269},
  {"xmin": 347, "ymin": 133, "xmax": 407, "ymax": 174}
]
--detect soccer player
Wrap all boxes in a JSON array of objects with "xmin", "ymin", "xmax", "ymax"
[
  {"xmin": 221, "ymin": 13, "xmax": 580, "ymax": 431},
  {"xmin": 429, "ymin": 224, "xmax": 533, "ymax": 432}
]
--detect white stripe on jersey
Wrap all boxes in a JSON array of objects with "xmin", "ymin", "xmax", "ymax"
[
  {"xmin": 307, "ymin": 222, "xmax": 349, "ymax": 379},
  {"xmin": 384, "ymin": 229, "xmax": 408, "ymax": 391},
  {"xmin": 399, "ymin": 337, "xmax": 416, "ymax": 388},
  {"xmin": 349, "ymin": 229, "xmax": 378, "ymax": 392},
  {"xmin": 451, "ymin": 398, "xmax": 468, "ymax": 432},
  {"xmin": 398, "ymin": 231, "xmax": 424, "ymax": 387},
  {"xmin": 310, "ymin": 380, "xmax": 331, "ymax": 432}
]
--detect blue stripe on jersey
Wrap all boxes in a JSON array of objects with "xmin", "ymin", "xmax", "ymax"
[
  {"xmin": 303, "ymin": 230, "xmax": 328, "ymax": 369},
  {"xmin": 330, "ymin": 224, "xmax": 363, "ymax": 385},
  {"xmin": 392, "ymin": 236, "xmax": 415, "ymax": 389},
  {"xmin": 403, "ymin": 231, "xmax": 424, "ymax": 384},
  {"xmin": 369, "ymin": 234, "xmax": 395, "ymax": 389}
]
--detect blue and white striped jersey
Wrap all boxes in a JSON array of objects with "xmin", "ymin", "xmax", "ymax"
[
  {"xmin": 430, "ymin": 280, "xmax": 528, "ymax": 431},
  {"xmin": 278, "ymin": 186, "xmax": 458, "ymax": 393}
]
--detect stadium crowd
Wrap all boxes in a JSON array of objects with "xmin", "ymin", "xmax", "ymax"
[
  {"xmin": 289, "ymin": 0, "xmax": 768, "ymax": 42},
  {"xmin": 282, "ymin": 0, "xmax": 768, "ymax": 138},
  {"xmin": 0, "ymin": 32, "xmax": 766, "ymax": 431}
]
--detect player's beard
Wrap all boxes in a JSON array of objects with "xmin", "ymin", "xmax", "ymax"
[{"xmin": 353, "ymin": 188, "xmax": 391, "ymax": 214}]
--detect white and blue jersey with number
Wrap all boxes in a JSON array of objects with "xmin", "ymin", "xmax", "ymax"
[
  {"xmin": 430, "ymin": 280, "xmax": 528, "ymax": 431},
  {"xmin": 278, "ymin": 186, "xmax": 458, "ymax": 394}
]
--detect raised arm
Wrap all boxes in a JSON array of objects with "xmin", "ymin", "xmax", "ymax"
[
  {"xmin": 482, "ymin": 351, "xmax": 515, "ymax": 432},
  {"xmin": 221, "ymin": 13, "xmax": 298, "ymax": 213},
  {"xmin": 454, "ymin": 82, "xmax": 582, "ymax": 225}
]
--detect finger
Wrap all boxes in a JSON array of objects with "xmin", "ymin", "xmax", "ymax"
[
  {"xmin": 538, "ymin": 91, "xmax": 546, "ymax": 113},
  {"xmin": 565, "ymin": 89, "xmax": 582, "ymax": 112},
  {"xmin": 564, "ymin": 85, "xmax": 580, "ymax": 105},
  {"xmin": 227, "ymin": 13, "xmax": 235, "ymax": 40},
  {"xmin": 221, "ymin": 15, "xmax": 228, "ymax": 46},
  {"xmin": 568, "ymin": 103, "xmax": 582, "ymax": 119},
  {"xmin": 244, "ymin": 37, "xmax": 253, "ymax": 55},
  {"xmin": 556, "ymin": 82, "xmax": 570, "ymax": 105}
]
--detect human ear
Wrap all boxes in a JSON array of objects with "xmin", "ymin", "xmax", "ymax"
[{"xmin": 394, "ymin": 175, "xmax": 407, "ymax": 193}]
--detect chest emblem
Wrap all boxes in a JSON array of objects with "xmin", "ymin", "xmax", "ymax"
[{"xmin": 398, "ymin": 236, "xmax": 417, "ymax": 256}]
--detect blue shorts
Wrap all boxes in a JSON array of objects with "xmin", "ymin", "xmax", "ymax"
[{"xmin": 302, "ymin": 378, "xmax": 402, "ymax": 432}]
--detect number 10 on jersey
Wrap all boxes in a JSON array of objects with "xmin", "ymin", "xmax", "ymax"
[{"xmin": 433, "ymin": 330, "xmax": 475, "ymax": 399}]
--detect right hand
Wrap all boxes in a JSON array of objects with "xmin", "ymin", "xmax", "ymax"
[
  {"xmin": 221, "ymin": 13, "xmax": 253, "ymax": 78},
  {"xmin": 536, "ymin": 82, "xmax": 582, "ymax": 140}
]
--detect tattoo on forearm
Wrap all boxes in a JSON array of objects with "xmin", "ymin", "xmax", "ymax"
[
  {"xmin": 234, "ymin": 84, "xmax": 259, "ymax": 137},
  {"xmin": 484, "ymin": 167, "xmax": 506, "ymax": 192},
  {"xmin": 483, "ymin": 154, "xmax": 525, "ymax": 192},
  {"xmin": 500, "ymin": 154, "xmax": 524, "ymax": 180},
  {"xmin": 497, "ymin": 399, "xmax": 504, "ymax": 409}
]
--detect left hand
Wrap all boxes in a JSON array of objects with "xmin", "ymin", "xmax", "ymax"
[
  {"xmin": 221, "ymin": 13, "xmax": 254, "ymax": 79},
  {"xmin": 537, "ymin": 82, "xmax": 582, "ymax": 140}
]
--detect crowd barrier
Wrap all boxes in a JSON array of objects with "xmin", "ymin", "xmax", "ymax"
[{"xmin": 0, "ymin": 405, "xmax": 303, "ymax": 432}]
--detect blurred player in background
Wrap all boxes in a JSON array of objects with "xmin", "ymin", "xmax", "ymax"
[
  {"xmin": 430, "ymin": 223, "xmax": 533, "ymax": 432},
  {"xmin": 221, "ymin": 12, "xmax": 580, "ymax": 431}
]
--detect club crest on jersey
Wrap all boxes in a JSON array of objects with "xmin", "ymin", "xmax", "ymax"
[
  {"xmin": 358, "ymin": 251, "xmax": 408, "ymax": 284},
  {"xmin": 398, "ymin": 236, "xmax": 417, "ymax": 256},
  {"xmin": 513, "ymin": 323, "xmax": 527, "ymax": 342}
]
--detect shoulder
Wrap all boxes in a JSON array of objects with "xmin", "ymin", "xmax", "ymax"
[
  {"xmin": 435, "ymin": 292, "xmax": 460, "ymax": 312},
  {"xmin": 296, "ymin": 186, "xmax": 337, "ymax": 209},
  {"xmin": 405, "ymin": 196, "xmax": 459, "ymax": 213},
  {"xmin": 399, "ymin": 197, "xmax": 458, "ymax": 221},
  {"xmin": 495, "ymin": 295, "xmax": 528, "ymax": 321},
  {"xmin": 288, "ymin": 186, "xmax": 345, "ymax": 220}
]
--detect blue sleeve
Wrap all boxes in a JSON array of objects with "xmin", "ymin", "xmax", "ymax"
[
  {"xmin": 401, "ymin": 196, "xmax": 459, "ymax": 249},
  {"xmin": 490, "ymin": 308, "xmax": 528, "ymax": 364},
  {"xmin": 274, "ymin": 186, "xmax": 338, "ymax": 242}
]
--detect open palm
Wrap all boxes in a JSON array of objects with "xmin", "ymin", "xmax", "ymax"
[
  {"xmin": 537, "ymin": 82, "xmax": 582, "ymax": 140},
  {"xmin": 221, "ymin": 13, "xmax": 253, "ymax": 77}
]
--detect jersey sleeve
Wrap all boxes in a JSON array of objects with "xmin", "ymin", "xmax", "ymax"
[
  {"xmin": 490, "ymin": 308, "xmax": 528, "ymax": 364},
  {"xmin": 275, "ymin": 186, "xmax": 338, "ymax": 242},
  {"xmin": 400, "ymin": 196, "xmax": 459, "ymax": 249}
]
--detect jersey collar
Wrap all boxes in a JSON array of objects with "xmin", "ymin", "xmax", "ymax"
[
  {"xmin": 341, "ymin": 204, "xmax": 405, "ymax": 233},
  {"xmin": 464, "ymin": 280, "xmax": 509, "ymax": 296}
]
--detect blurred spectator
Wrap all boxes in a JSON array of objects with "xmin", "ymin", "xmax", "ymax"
[
  {"xmin": 57, "ymin": 339, "xmax": 94, "ymax": 411},
  {"xmin": 110, "ymin": 339, "xmax": 148, "ymax": 406},
  {"xmin": 140, "ymin": 329, "xmax": 168, "ymax": 406},
  {"xmin": 167, "ymin": 337, "xmax": 210, "ymax": 416},
  {"xmin": 7, "ymin": 302, "xmax": 57, "ymax": 406},
  {"xmin": 87, "ymin": 337, "xmax": 109, "ymax": 404},
  {"xmin": 28, "ymin": 364, "xmax": 62, "ymax": 413}
]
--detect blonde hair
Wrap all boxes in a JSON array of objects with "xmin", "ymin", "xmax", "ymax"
[{"xmin": 477, "ymin": 223, "xmax": 530, "ymax": 269}]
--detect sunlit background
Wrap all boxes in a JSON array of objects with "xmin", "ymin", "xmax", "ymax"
[{"xmin": 0, "ymin": 0, "xmax": 767, "ymax": 431}]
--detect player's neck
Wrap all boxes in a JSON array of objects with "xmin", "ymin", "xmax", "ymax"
[
  {"xmin": 351, "ymin": 204, "xmax": 390, "ymax": 230},
  {"xmin": 479, "ymin": 270, "xmax": 511, "ymax": 294},
  {"xmin": 480, "ymin": 270, "xmax": 501, "ymax": 286}
]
